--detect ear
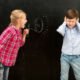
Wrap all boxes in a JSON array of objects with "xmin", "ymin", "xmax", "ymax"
[{"xmin": 17, "ymin": 18, "xmax": 21, "ymax": 24}]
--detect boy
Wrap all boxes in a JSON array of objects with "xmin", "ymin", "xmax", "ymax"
[
  {"xmin": 0, "ymin": 9, "xmax": 29, "ymax": 80},
  {"xmin": 57, "ymin": 9, "xmax": 80, "ymax": 80}
]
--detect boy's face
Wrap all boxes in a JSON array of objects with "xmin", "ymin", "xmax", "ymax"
[{"xmin": 65, "ymin": 18, "xmax": 78, "ymax": 29}]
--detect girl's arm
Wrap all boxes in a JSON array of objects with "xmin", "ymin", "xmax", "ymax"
[{"xmin": 21, "ymin": 29, "xmax": 29, "ymax": 46}]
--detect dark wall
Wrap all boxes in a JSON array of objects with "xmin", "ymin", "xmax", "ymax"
[{"xmin": 0, "ymin": 0, "xmax": 80, "ymax": 80}]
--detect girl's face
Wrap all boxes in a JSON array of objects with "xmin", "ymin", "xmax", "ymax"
[
  {"xmin": 65, "ymin": 18, "xmax": 78, "ymax": 29},
  {"xmin": 19, "ymin": 15, "xmax": 28, "ymax": 29}
]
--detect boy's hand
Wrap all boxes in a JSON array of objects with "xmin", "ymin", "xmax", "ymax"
[
  {"xmin": 64, "ymin": 16, "xmax": 66, "ymax": 22},
  {"xmin": 77, "ymin": 18, "xmax": 79, "ymax": 22}
]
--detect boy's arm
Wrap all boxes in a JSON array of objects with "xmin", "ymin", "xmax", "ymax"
[
  {"xmin": 77, "ymin": 22, "xmax": 80, "ymax": 32},
  {"xmin": 56, "ymin": 22, "xmax": 66, "ymax": 36}
]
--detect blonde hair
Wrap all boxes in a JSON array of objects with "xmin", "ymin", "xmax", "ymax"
[{"xmin": 10, "ymin": 9, "xmax": 27, "ymax": 24}]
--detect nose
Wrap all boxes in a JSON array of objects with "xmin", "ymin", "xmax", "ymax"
[{"xmin": 69, "ymin": 22, "xmax": 73, "ymax": 25}]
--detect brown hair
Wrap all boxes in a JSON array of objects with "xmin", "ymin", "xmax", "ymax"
[{"xmin": 65, "ymin": 9, "xmax": 79, "ymax": 19}]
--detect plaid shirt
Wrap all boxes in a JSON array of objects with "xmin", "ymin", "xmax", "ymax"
[{"xmin": 0, "ymin": 25, "xmax": 25, "ymax": 67}]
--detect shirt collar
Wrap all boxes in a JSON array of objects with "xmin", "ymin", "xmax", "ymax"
[
  {"xmin": 9, "ymin": 24, "xmax": 21, "ymax": 32},
  {"xmin": 65, "ymin": 22, "xmax": 80, "ymax": 32}
]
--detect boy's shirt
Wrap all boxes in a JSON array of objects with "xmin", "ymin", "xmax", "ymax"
[
  {"xmin": 0, "ymin": 25, "xmax": 25, "ymax": 66},
  {"xmin": 57, "ymin": 22, "xmax": 80, "ymax": 55}
]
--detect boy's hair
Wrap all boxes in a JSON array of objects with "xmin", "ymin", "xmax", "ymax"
[
  {"xmin": 10, "ymin": 9, "xmax": 27, "ymax": 23},
  {"xmin": 65, "ymin": 9, "xmax": 79, "ymax": 19}
]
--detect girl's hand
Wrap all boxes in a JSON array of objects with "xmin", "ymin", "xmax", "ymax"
[{"xmin": 23, "ymin": 29, "xmax": 29, "ymax": 36}]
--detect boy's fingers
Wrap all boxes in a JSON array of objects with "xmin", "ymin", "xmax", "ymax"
[{"xmin": 64, "ymin": 16, "xmax": 66, "ymax": 21}]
